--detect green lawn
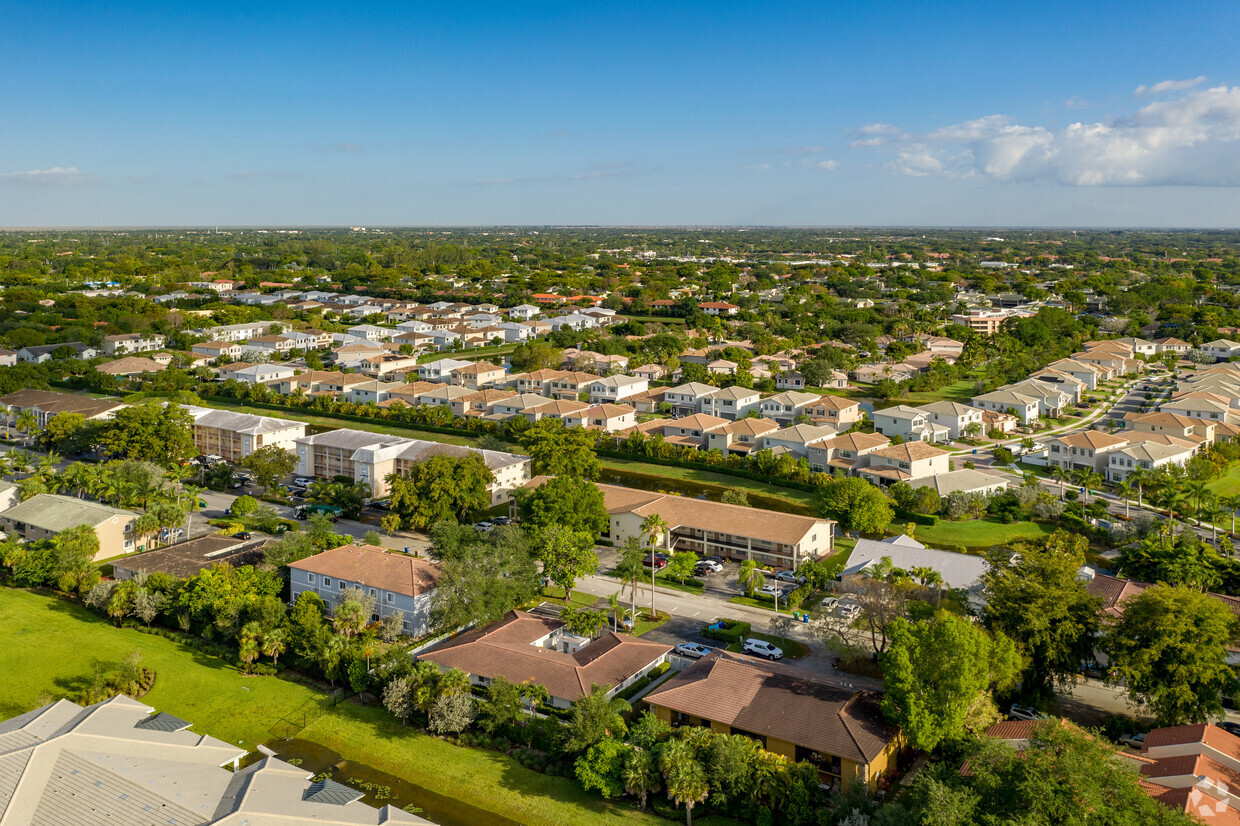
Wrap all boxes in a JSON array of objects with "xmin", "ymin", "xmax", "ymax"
[
  {"xmin": 727, "ymin": 595, "xmax": 795, "ymax": 615},
  {"xmin": 915, "ymin": 518, "xmax": 1055, "ymax": 550},
  {"xmin": 599, "ymin": 456, "xmax": 817, "ymax": 512},
  {"xmin": 198, "ymin": 397, "xmax": 479, "ymax": 446},
  {"xmin": 1208, "ymin": 464, "xmax": 1240, "ymax": 497},
  {"xmin": 417, "ymin": 343, "xmax": 518, "ymax": 364},
  {"xmin": 820, "ymin": 538, "xmax": 855, "ymax": 577},
  {"xmin": 724, "ymin": 632, "xmax": 808, "ymax": 660},
  {"xmin": 0, "ymin": 589, "xmax": 686, "ymax": 826}
]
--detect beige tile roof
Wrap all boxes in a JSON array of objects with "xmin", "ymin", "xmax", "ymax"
[
  {"xmin": 644, "ymin": 651, "xmax": 897, "ymax": 764},
  {"xmin": 815, "ymin": 431, "xmax": 891, "ymax": 452},
  {"xmin": 870, "ymin": 441, "xmax": 951, "ymax": 461},
  {"xmin": 1055, "ymin": 430, "xmax": 1129, "ymax": 449}
]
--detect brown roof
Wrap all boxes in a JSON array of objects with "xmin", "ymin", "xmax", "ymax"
[
  {"xmin": 0, "ymin": 389, "xmax": 124, "ymax": 419},
  {"xmin": 715, "ymin": 418, "xmax": 781, "ymax": 437},
  {"xmin": 1142, "ymin": 752, "xmax": 1240, "ymax": 790},
  {"xmin": 1055, "ymin": 430, "xmax": 1129, "ymax": 449},
  {"xmin": 645, "ymin": 650, "xmax": 897, "ymax": 764},
  {"xmin": 288, "ymin": 544, "xmax": 441, "ymax": 597},
  {"xmin": 664, "ymin": 413, "xmax": 730, "ymax": 432},
  {"xmin": 112, "ymin": 534, "xmax": 267, "ymax": 578},
  {"xmin": 815, "ymin": 431, "xmax": 890, "ymax": 452},
  {"xmin": 420, "ymin": 609, "xmax": 671, "ymax": 702},
  {"xmin": 452, "ymin": 361, "xmax": 503, "ymax": 376},
  {"xmin": 96, "ymin": 356, "xmax": 166, "ymax": 375},
  {"xmin": 983, "ymin": 720, "xmax": 1041, "ymax": 741},
  {"xmin": 811, "ymin": 395, "xmax": 861, "ymax": 411},
  {"xmin": 1144, "ymin": 724, "xmax": 1240, "ymax": 763},
  {"xmin": 527, "ymin": 398, "xmax": 590, "ymax": 416}
]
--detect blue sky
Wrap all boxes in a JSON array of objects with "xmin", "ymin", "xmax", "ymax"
[{"xmin": 3, "ymin": 0, "xmax": 1239, "ymax": 227}]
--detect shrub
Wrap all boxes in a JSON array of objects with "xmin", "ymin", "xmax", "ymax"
[{"xmin": 702, "ymin": 618, "xmax": 751, "ymax": 644}]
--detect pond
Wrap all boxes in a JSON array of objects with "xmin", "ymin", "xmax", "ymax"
[
  {"xmin": 598, "ymin": 467, "xmax": 811, "ymax": 515},
  {"xmin": 264, "ymin": 738, "xmax": 522, "ymax": 826}
]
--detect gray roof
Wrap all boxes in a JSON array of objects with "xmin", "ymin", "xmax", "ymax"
[
  {"xmin": 911, "ymin": 469, "xmax": 1008, "ymax": 497},
  {"xmin": 193, "ymin": 409, "xmax": 304, "ymax": 436},
  {"xmin": 0, "ymin": 494, "xmax": 135, "ymax": 532},
  {"xmin": 842, "ymin": 535, "xmax": 989, "ymax": 591},
  {"xmin": 0, "ymin": 695, "xmax": 432, "ymax": 825}
]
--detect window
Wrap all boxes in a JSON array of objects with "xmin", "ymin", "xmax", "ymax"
[
  {"xmin": 386, "ymin": 593, "xmax": 394, "ymax": 603},
  {"xmin": 124, "ymin": 539, "xmax": 134, "ymax": 549},
  {"xmin": 369, "ymin": 588, "xmax": 377, "ymax": 597},
  {"xmin": 323, "ymin": 577, "xmax": 332, "ymax": 588},
  {"xmin": 307, "ymin": 573, "xmax": 316, "ymax": 584}
]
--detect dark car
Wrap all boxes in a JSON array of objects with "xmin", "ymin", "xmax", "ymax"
[
  {"xmin": 235, "ymin": 531, "xmax": 253, "ymax": 540},
  {"xmin": 693, "ymin": 564, "xmax": 717, "ymax": 577},
  {"xmin": 491, "ymin": 516, "xmax": 512, "ymax": 526},
  {"xmin": 702, "ymin": 554, "xmax": 725, "ymax": 565},
  {"xmin": 1216, "ymin": 721, "xmax": 1240, "ymax": 737}
]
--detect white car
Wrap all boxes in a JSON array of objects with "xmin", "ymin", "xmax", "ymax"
[
  {"xmin": 835, "ymin": 600, "xmax": 861, "ymax": 620},
  {"xmin": 695, "ymin": 558, "xmax": 724, "ymax": 573},
  {"xmin": 674, "ymin": 642, "xmax": 712, "ymax": 660},
  {"xmin": 294, "ymin": 477, "xmax": 315, "ymax": 487},
  {"xmin": 742, "ymin": 638, "xmax": 783, "ymax": 660},
  {"xmin": 1009, "ymin": 704, "xmax": 1048, "ymax": 722},
  {"xmin": 756, "ymin": 584, "xmax": 789, "ymax": 598},
  {"xmin": 773, "ymin": 570, "xmax": 806, "ymax": 585}
]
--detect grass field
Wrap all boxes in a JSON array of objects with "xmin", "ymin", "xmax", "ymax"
[
  {"xmin": 418, "ymin": 343, "xmax": 518, "ymax": 364},
  {"xmin": 199, "ymin": 397, "xmax": 480, "ymax": 446},
  {"xmin": 1208, "ymin": 464, "xmax": 1240, "ymax": 497},
  {"xmin": 598, "ymin": 456, "xmax": 817, "ymax": 512},
  {"xmin": 0, "ymin": 589, "xmax": 689, "ymax": 826},
  {"xmin": 915, "ymin": 517, "xmax": 1055, "ymax": 550}
]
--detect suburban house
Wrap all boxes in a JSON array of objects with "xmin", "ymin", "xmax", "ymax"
[
  {"xmin": 112, "ymin": 533, "xmax": 268, "ymax": 580},
  {"xmin": 917, "ymin": 401, "xmax": 984, "ymax": 439},
  {"xmin": 588, "ymin": 375, "xmax": 649, "ymax": 404},
  {"xmin": 96, "ymin": 356, "xmax": 167, "ymax": 377},
  {"xmin": 506, "ymin": 368, "xmax": 568, "ymax": 395},
  {"xmin": 18, "ymin": 342, "xmax": 98, "ymax": 363},
  {"xmin": 1106, "ymin": 441, "xmax": 1196, "ymax": 482},
  {"xmin": 972, "ymin": 389, "xmax": 1041, "ymax": 424},
  {"xmin": 911, "ymin": 468, "xmax": 1009, "ymax": 498},
  {"xmin": 231, "ymin": 364, "xmax": 297, "ymax": 385},
  {"xmin": 288, "ymin": 544, "xmax": 441, "ymax": 638},
  {"xmin": 0, "ymin": 493, "xmax": 138, "ymax": 559},
  {"xmin": 548, "ymin": 371, "xmax": 602, "ymax": 400},
  {"xmin": 1124, "ymin": 411, "xmax": 1218, "ymax": 444},
  {"xmin": 759, "ymin": 391, "xmax": 820, "ymax": 424},
  {"xmin": 524, "ymin": 397, "xmax": 590, "ymax": 423},
  {"xmin": 1162, "ymin": 395, "xmax": 1237, "ymax": 424},
  {"xmin": 1046, "ymin": 430, "xmax": 1131, "ymax": 474},
  {"xmin": 856, "ymin": 441, "xmax": 952, "ymax": 486},
  {"xmin": 704, "ymin": 417, "xmax": 781, "ymax": 455},
  {"xmin": 450, "ymin": 361, "xmax": 506, "ymax": 389},
  {"xmin": 1039, "ymin": 358, "xmax": 1104, "ymax": 390},
  {"xmin": 0, "ymin": 389, "xmax": 125, "ymax": 430},
  {"xmin": 1139, "ymin": 724, "xmax": 1240, "ymax": 821},
  {"xmin": 294, "ymin": 428, "xmax": 531, "ymax": 502},
  {"xmin": 101, "ymin": 333, "xmax": 166, "ymax": 356},
  {"xmin": 1201, "ymin": 340, "xmax": 1240, "ymax": 362},
  {"xmin": 806, "ymin": 395, "xmax": 863, "ymax": 429},
  {"xmin": 189, "ymin": 409, "xmax": 306, "ymax": 461},
  {"xmin": 699, "ymin": 301, "xmax": 740, "ymax": 316},
  {"xmin": 872, "ymin": 405, "xmax": 949, "ymax": 444},
  {"xmin": 758, "ymin": 423, "xmax": 837, "ymax": 458},
  {"xmin": 654, "ymin": 413, "xmax": 730, "ymax": 447},
  {"xmin": 419, "ymin": 609, "xmax": 672, "ymax": 709},
  {"xmin": 1154, "ymin": 337, "xmax": 1193, "ymax": 356},
  {"xmin": 562, "ymin": 403, "xmax": 637, "ymax": 432},
  {"xmin": 417, "ymin": 357, "xmax": 473, "ymax": 382},
  {"xmin": 699, "ymin": 385, "xmax": 762, "ymax": 420},
  {"xmin": 665, "ymin": 382, "xmax": 718, "ymax": 417},
  {"xmin": 589, "ymin": 481, "xmax": 835, "ymax": 570},
  {"xmin": 0, "ymin": 695, "xmax": 429, "ymax": 825},
  {"xmin": 275, "ymin": 370, "xmax": 373, "ymax": 397},
  {"xmin": 806, "ymin": 431, "xmax": 891, "ymax": 475},
  {"xmin": 644, "ymin": 651, "xmax": 900, "ymax": 791}
]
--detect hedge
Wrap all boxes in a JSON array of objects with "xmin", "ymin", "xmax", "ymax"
[
  {"xmin": 895, "ymin": 509, "xmax": 940, "ymax": 526},
  {"xmin": 701, "ymin": 618, "xmax": 751, "ymax": 644}
]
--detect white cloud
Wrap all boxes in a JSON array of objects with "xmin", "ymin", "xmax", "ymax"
[
  {"xmin": 854, "ymin": 84, "xmax": 1240, "ymax": 186},
  {"xmin": 1065, "ymin": 96, "xmax": 1092, "ymax": 109},
  {"xmin": 816, "ymin": 160, "xmax": 840, "ymax": 170},
  {"xmin": 0, "ymin": 166, "xmax": 94, "ymax": 187},
  {"xmin": 1135, "ymin": 76, "xmax": 1206, "ymax": 97}
]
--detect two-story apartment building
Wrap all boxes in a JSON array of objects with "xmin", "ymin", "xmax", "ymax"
[
  {"xmin": 0, "ymin": 493, "xmax": 138, "ymax": 559},
  {"xmin": 1046, "ymin": 430, "xmax": 1130, "ymax": 474},
  {"xmin": 872, "ymin": 405, "xmax": 949, "ymax": 443},
  {"xmin": 190, "ymin": 409, "xmax": 306, "ymax": 461},
  {"xmin": 288, "ymin": 544, "xmax": 440, "ymax": 637},
  {"xmin": 699, "ymin": 386, "xmax": 762, "ymax": 420},
  {"xmin": 759, "ymin": 391, "xmax": 820, "ymax": 424},
  {"xmin": 856, "ymin": 441, "xmax": 952, "ymax": 486},
  {"xmin": 101, "ymin": 333, "xmax": 166, "ymax": 356}
]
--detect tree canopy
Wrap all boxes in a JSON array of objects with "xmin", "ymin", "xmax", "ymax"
[
  {"xmin": 386, "ymin": 453, "xmax": 493, "ymax": 529},
  {"xmin": 818, "ymin": 476, "xmax": 894, "ymax": 535}
]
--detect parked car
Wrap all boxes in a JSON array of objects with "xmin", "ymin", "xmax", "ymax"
[
  {"xmin": 819, "ymin": 597, "xmax": 839, "ymax": 613},
  {"xmin": 643, "ymin": 553, "xmax": 669, "ymax": 569},
  {"xmin": 1009, "ymin": 704, "xmax": 1048, "ymax": 722},
  {"xmin": 234, "ymin": 531, "xmax": 253, "ymax": 540},
  {"xmin": 1080, "ymin": 660, "xmax": 1108, "ymax": 679},
  {"xmin": 368, "ymin": 499, "xmax": 391, "ymax": 511},
  {"xmin": 1215, "ymin": 721, "xmax": 1240, "ymax": 737},
  {"xmin": 294, "ymin": 477, "xmax": 315, "ymax": 487},
  {"xmin": 674, "ymin": 642, "xmax": 712, "ymax": 660},
  {"xmin": 702, "ymin": 555, "xmax": 725, "ymax": 565},
  {"xmin": 835, "ymin": 600, "xmax": 861, "ymax": 620},
  {"xmin": 473, "ymin": 521, "xmax": 494, "ymax": 532},
  {"xmin": 742, "ymin": 638, "xmax": 783, "ymax": 661},
  {"xmin": 756, "ymin": 584, "xmax": 788, "ymax": 598},
  {"xmin": 696, "ymin": 558, "xmax": 723, "ymax": 573},
  {"xmin": 693, "ymin": 564, "xmax": 717, "ymax": 577},
  {"xmin": 491, "ymin": 515, "xmax": 512, "ymax": 526},
  {"xmin": 1118, "ymin": 732, "xmax": 1147, "ymax": 749},
  {"xmin": 773, "ymin": 570, "xmax": 806, "ymax": 585}
]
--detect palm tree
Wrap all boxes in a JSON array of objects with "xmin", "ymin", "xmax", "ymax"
[
  {"xmin": 660, "ymin": 738, "xmax": 710, "ymax": 826},
  {"xmin": 261, "ymin": 627, "xmax": 287, "ymax": 668},
  {"xmin": 640, "ymin": 514, "xmax": 669, "ymax": 618},
  {"xmin": 622, "ymin": 748, "xmax": 661, "ymax": 811},
  {"xmin": 238, "ymin": 622, "xmax": 262, "ymax": 670},
  {"xmin": 1128, "ymin": 467, "xmax": 1149, "ymax": 508},
  {"xmin": 1116, "ymin": 480, "xmax": 1134, "ymax": 519},
  {"xmin": 607, "ymin": 592, "xmax": 622, "ymax": 633},
  {"xmin": 1186, "ymin": 478, "xmax": 1210, "ymax": 521},
  {"xmin": 1051, "ymin": 464, "xmax": 1069, "ymax": 499},
  {"xmin": 1200, "ymin": 496, "xmax": 1225, "ymax": 546},
  {"xmin": 737, "ymin": 559, "xmax": 764, "ymax": 597},
  {"xmin": 1222, "ymin": 495, "xmax": 1240, "ymax": 537},
  {"xmin": 14, "ymin": 410, "xmax": 37, "ymax": 446},
  {"xmin": 180, "ymin": 484, "xmax": 205, "ymax": 536}
]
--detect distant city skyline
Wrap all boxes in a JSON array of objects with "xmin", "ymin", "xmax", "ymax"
[{"xmin": 4, "ymin": 1, "xmax": 1240, "ymax": 227}]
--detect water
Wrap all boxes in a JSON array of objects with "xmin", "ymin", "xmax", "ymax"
[
  {"xmin": 598, "ymin": 467, "xmax": 811, "ymax": 515},
  {"xmin": 266, "ymin": 738, "xmax": 522, "ymax": 826}
]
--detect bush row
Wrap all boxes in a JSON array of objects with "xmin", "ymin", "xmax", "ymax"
[{"xmin": 701, "ymin": 618, "xmax": 751, "ymax": 644}]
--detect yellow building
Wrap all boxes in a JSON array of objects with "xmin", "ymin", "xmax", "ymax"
[{"xmin": 644, "ymin": 650, "xmax": 901, "ymax": 792}]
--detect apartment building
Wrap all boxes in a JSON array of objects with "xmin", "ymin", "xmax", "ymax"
[
  {"xmin": 0, "ymin": 494, "xmax": 138, "ymax": 559},
  {"xmin": 856, "ymin": 441, "xmax": 952, "ymax": 486},
  {"xmin": 950, "ymin": 308, "xmax": 1020, "ymax": 336},
  {"xmin": 700, "ymin": 386, "xmax": 762, "ymax": 420},
  {"xmin": 0, "ymin": 389, "xmax": 126, "ymax": 429},
  {"xmin": 101, "ymin": 333, "xmax": 166, "ymax": 356},
  {"xmin": 190, "ymin": 409, "xmax": 305, "ymax": 461}
]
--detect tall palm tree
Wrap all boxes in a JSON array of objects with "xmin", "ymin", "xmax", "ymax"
[
  {"xmin": 14, "ymin": 410, "xmax": 37, "ymax": 446},
  {"xmin": 640, "ymin": 514, "xmax": 670, "ymax": 618},
  {"xmin": 1051, "ymin": 464, "xmax": 1069, "ymax": 499},
  {"xmin": 181, "ymin": 484, "xmax": 205, "ymax": 536},
  {"xmin": 1200, "ymin": 496, "xmax": 1225, "ymax": 546},
  {"xmin": 1186, "ymin": 478, "xmax": 1210, "ymax": 521},
  {"xmin": 1222, "ymin": 494, "xmax": 1240, "ymax": 537},
  {"xmin": 1128, "ymin": 467, "xmax": 1149, "ymax": 509},
  {"xmin": 1116, "ymin": 480, "xmax": 1134, "ymax": 519},
  {"xmin": 261, "ymin": 628, "xmax": 287, "ymax": 668}
]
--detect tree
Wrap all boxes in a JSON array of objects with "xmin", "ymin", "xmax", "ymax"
[
  {"xmin": 480, "ymin": 675, "xmax": 524, "ymax": 733},
  {"xmin": 429, "ymin": 525, "xmax": 540, "ymax": 631},
  {"xmin": 50, "ymin": 524, "xmax": 101, "ymax": 593},
  {"xmin": 378, "ymin": 610, "xmax": 405, "ymax": 642},
  {"xmin": 519, "ymin": 418, "xmax": 600, "ymax": 479},
  {"xmin": 381, "ymin": 513, "xmax": 402, "ymax": 536},
  {"xmin": 99, "ymin": 402, "xmax": 197, "ymax": 467},
  {"xmin": 518, "ymin": 475, "xmax": 609, "ymax": 535},
  {"xmin": 565, "ymin": 684, "xmax": 630, "ymax": 752},
  {"xmin": 509, "ymin": 340, "xmax": 563, "ymax": 373},
  {"xmin": 386, "ymin": 454, "xmax": 493, "ymax": 529},
  {"xmin": 534, "ymin": 526, "xmax": 598, "ymax": 601},
  {"xmin": 261, "ymin": 627, "xmax": 287, "ymax": 667},
  {"xmin": 575, "ymin": 738, "xmax": 631, "ymax": 799},
  {"xmin": 383, "ymin": 675, "xmax": 417, "ymax": 725},
  {"xmin": 981, "ymin": 532, "xmax": 1101, "ymax": 694},
  {"xmin": 622, "ymin": 747, "xmax": 662, "ymax": 810},
  {"xmin": 333, "ymin": 586, "xmax": 375, "ymax": 640},
  {"xmin": 40, "ymin": 412, "xmax": 98, "ymax": 454},
  {"xmin": 881, "ymin": 613, "xmax": 1021, "ymax": 752},
  {"xmin": 720, "ymin": 489, "xmax": 749, "ymax": 506},
  {"xmin": 737, "ymin": 559, "xmax": 765, "ymax": 597},
  {"xmin": 1104, "ymin": 584, "xmax": 1239, "ymax": 726},
  {"xmin": 429, "ymin": 691, "xmax": 476, "ymax": 735},
  {"xmin": 615, "ymin": 537, "xmax": 645, "ymax": 620},
  {"xmin": 241, "ymin": 445, "xmax": 297, "ymax": 492},
  {"xmin": 660, "ymin": 737, "xmax": 710, "ymax": 826},
  {"xmin": 230, "ymin": 494, "xmax": 258, "ymax": 517},
  {"xmin": 819, "ymin": 476, "xmax": 893, "ymax": 535},
  {"xmin": 665, "ymin": 551, "xmax": 698, "ymax": 584}
]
